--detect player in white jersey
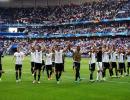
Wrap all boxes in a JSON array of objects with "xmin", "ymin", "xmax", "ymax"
[
  {"xmin": 33, "ymin": 45, "xmax": 42, "ymax": 84},
  {"xmin": 118, "ymin": 48, "xmax": 125, "ymax": 77},
  {"xmin": 89, "ymin": 48, "xmax": 96, "ymax": 82},
  {"xmin": 13, "ymin": 47, "xmax": 24, "ymax": 82},
  {"xmin": 102, "ymin": 46, "xmax": 111, "ymax": 80},
  {"xmin": 30, "ymin": 47, "xmax": 35, "ymax": 75},
  {"xmin": 126, "ymin": 48, "xmax": 130, "ymax": 75},
  {"xmin": 110, "ymin": 47, "xmax": 118, "ymax": 77},
  {"xmin": 45, "ymin": 49, "xmax": 53, "ymax": 80},
  {"xmin": 54, "ymin": 45, "xmax": 69, "ymax": 84}
]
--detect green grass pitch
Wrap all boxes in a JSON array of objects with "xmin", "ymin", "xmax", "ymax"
[{"xmin": 0, "ymin": 56, "xmax": 130, "ymax": 100}]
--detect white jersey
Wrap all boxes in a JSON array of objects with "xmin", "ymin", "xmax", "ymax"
[
  {"xmin": 35, "ymin": 50, "xmax": 42, "ymax": 64},
  {"xmin": 55, "ymin": 50, "xmax": 63, "ymax": 64},
  {"xmin": 45, "ymin": 53, "xmax": 53, "ymax": 65},
  {"xmin": 102, "ymin": 52, "xmax": 110, "ymax": 62},
  {"xmin": 127, "ymin": 55, "xmax": 130, "ymax": 62},
  {"xmin": 111, "ymin": 52, "xmax": 117, "ymax": 62},
  {"xmin": 14, "ymin": 52, "xmax": 24, "ymax": 65},
  {"xmin": 31, "ymin": 52, "xmax": 35, "ymax": 62},
  {"xmin": 89, "ymin": 52, "xmax": 96, "ymax": 64},
  {"xmin": 118, "ymin": 53, "xmax": 125, "ymax": 63}
]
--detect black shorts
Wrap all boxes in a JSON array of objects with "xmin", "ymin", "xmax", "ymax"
[
  {"xmin": 103, "ymin": 62, "xmax": 110, "ymax": 69},
  {"xmin": 42, "ymin": 60, "xmax": 45, "ymax": 66},
  {"xmin": 15, "ymin": 64, "xmax": 22, "ymax": 70},
  {"xmin": 119, "ymin": 63, "xmax": 125, "ymax": 69},
  {"xmin": 111, "ymin": 62, "xmax": 117, "ymax": 68},
  {"xmin": 35, "ymin": 63, "xmax": 42, "ymax": 70},
  {"xmin": 52, "ymin": 62, "xmax": 55, "ymax": 67},
  {"xmin": 55, "ymin": 63, "xmax": 63, "ymax": 72},
  {"xmin": 73, "ymin": 62, "xmax": 80, "ymax": 69},
  {"xmin": 127, "ymin": 62, "xmax": 130, "ymax": 67},
  {"xmin": 46, "ymin": 65, "xmax": 52, "ymax": 71},
  {"xmin": 0, "ymin": 64, "xmax": 2, "ymax": 70},
  {"xmin": 89, "ymin": 63, "xmax": 95, "ymax": 71},
  {"xmin": 31, "ymin": 62, "xmax": 35, "ymax": 68}
]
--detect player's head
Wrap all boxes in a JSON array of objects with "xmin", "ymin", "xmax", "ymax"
[
  {"xmin": 55, "ymin": 45, "xmax": 60, "ymax": 51},
  {"xmin": 36, "ymin": 45, "xmax": 41, "ymax": 51},
  {"xmin": 17, "ymin": 47, "xmax": 20, "ymax": 52},
  {"xmin": 77, "ymin": 46, "xmax": 80, "ymax": 52},
  {"xmin": 31, "ymin": 46, "xmax": 35, "ymax": 52},
  {"xmin": 99, "ymin": 46, "xmax": 102, "ymax": 51}
]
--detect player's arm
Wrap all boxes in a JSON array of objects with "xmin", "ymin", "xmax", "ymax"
[{"xmin": 22, "ymin": 53, "xmax": 25, "ymax": 61}]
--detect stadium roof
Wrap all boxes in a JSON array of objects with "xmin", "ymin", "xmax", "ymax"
[{"xmin": 0, "ymin": 0, "xmax": 98, "ymax": 8}]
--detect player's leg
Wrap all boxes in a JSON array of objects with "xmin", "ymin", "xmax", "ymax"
[
  {"xmin": 15, "ymin": 65, "xmax": 19, "ymax": 82},
  {"xmin": 99, "ymin": 62, "xmax": 103, "ymax": 81},
  {"xmin": 38, "ymin": 63, "xmax": 42, "ymax": 83},
  {"xmin": 110, "ymin": 62, "xmax": 114, "ymax": 76},
  {"xmin": 96, "ymin": 62, "xmax": 100, "ymax": 81},
  {"xmin": 31, "ymin": 62, "xmax": 35, "ymax": 75},
  {"xmin": 91, "ymin": 63, "xmax": 95, "ymax": 81},
  {"xmin": 109, "ymin": 65, "xmax": 113, "ymax": 77},
  {"xmin": 102, "ymin": 63, "xmax": 107, "ymax": 78},
  {"xmin": 46, "ymin": 65, "xmax": 50, "ymax": 80},
  {"xmin": 124, "ymin": 63, "xmax": 127, "ymax": 76},
  {"xmin": 55, "ymin": 64, "xmax": 59, "ymax": 83},
  {"xmin": 33, "ymin": 63, "xmax": 37, "ymax": 83},
  {"xmin": 62, "ymin": 62, "xmax": 65, "ymax": 72},
  {"xmin": 58, "ymin": 64, "xmax": 63, "ymax": 81},
  {"xmin": 120, "ymin": 63, "xmax": 124, "ymax": 77},
  {"xmin": 19, "ymin": 65, "xmax": 22, "ymax": 82},
  {"xmin": 51, "ymin": 62, "xmax": 55, "ymax": 77},
  {"xmin": 109, "ymin": 62, "xmax": 113, "ymax": 77},
  {"xmin": 49, "ymin": 65, "xmax": 53, "ymax": 79},
  {"xmin": 75, "ymin": 62, "xmax": 80, "ymax": 81},
  {"xmin": 89, "ymin": 63, "xmax": 92, "ymax": 80},
  {"xmin": 42, "ymin": 60, "xmax": 45, "ymax": 73},
  {"xmin": 127, "ymin": 62, "xmax": 130, "ymax": 75},
  {"xmin": 89, "ymin": 63, "xmax": 94, "ymax": 81},
  {"xmin": 114, "ymin": 63, "xmax": 118, "ymax": 77},
  {"xmin": 0, "ymin": 64, "xmax": 2, "ymax": 81}
]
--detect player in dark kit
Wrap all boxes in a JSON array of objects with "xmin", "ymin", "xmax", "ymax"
[{"xmin": 0, "ymin": 49, "xmax": 4, "ymax": 81}]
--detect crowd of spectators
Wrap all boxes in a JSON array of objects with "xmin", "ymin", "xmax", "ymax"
[
  {"xmin": 28, "ymin": 23, "xmax": 130, "ymax": 36},
  {"xmin": 0, "ymin": 0, "xmax": 129, "ymax": 25},
  {"xmin": 0, "ymin": 37, "xmax": 130, "ymax": 55}
]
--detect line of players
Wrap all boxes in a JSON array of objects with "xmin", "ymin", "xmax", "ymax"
[
  {"xmin": 89, "ymin": 45, "xmax": 130, "ymax": 82},
  {"xmin": 12, "ymin": 45, "xmax": 68, "ymax": 84},
  {"xmin": 0, "ymin": 44, "xmax": 130, "ymax": 84}
]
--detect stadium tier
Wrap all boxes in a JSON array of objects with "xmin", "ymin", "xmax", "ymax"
[{"xmin": 0, "ymin": 0, "xmax": 130, "ymax": 38}]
